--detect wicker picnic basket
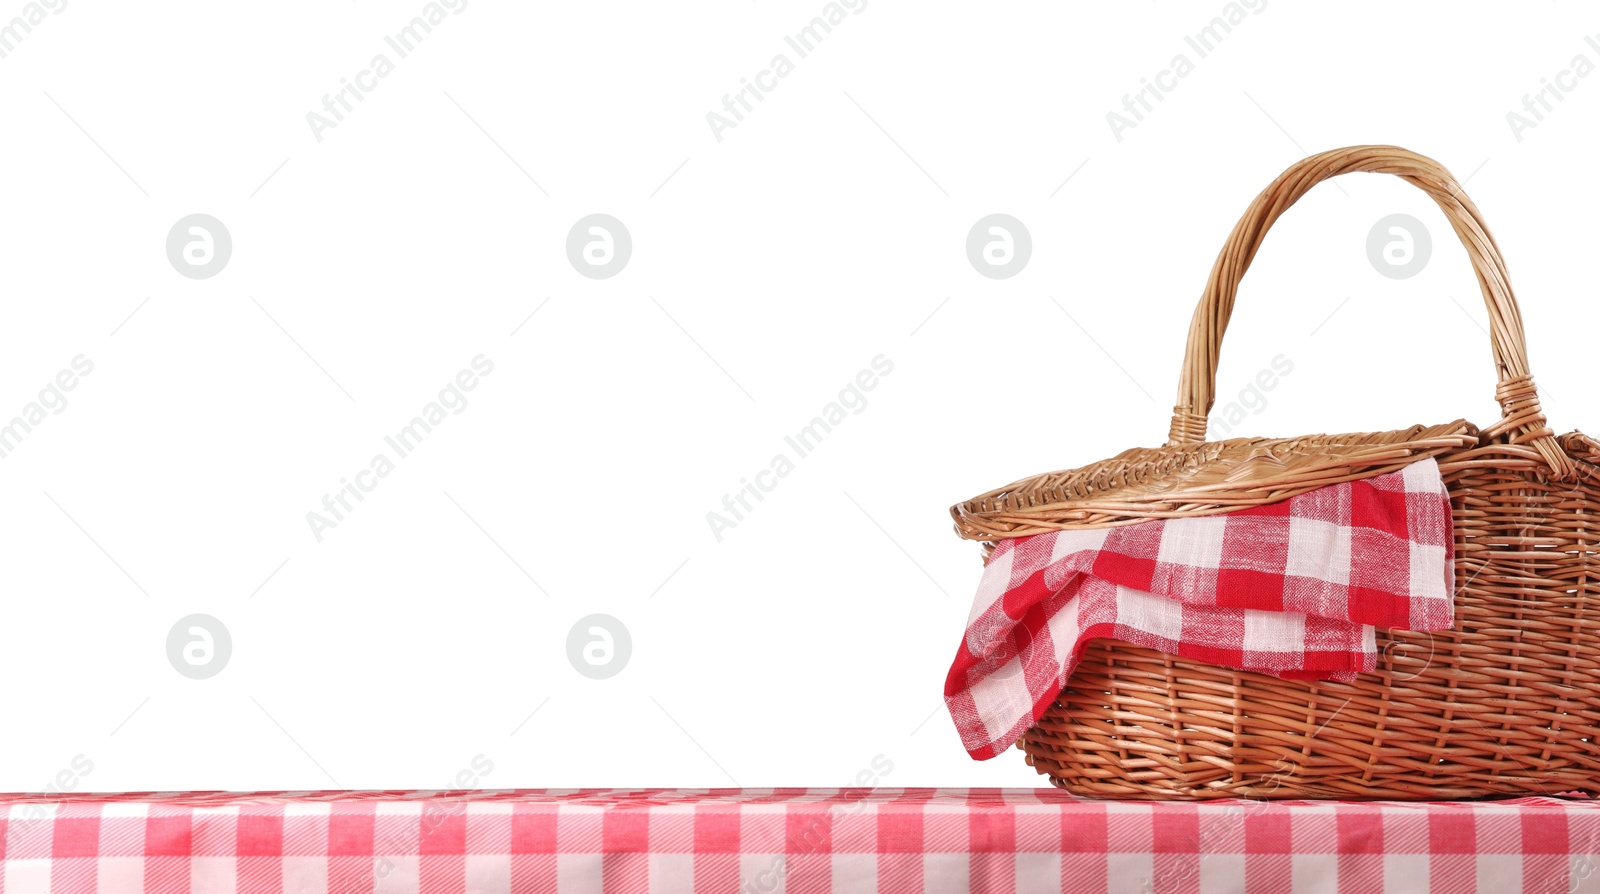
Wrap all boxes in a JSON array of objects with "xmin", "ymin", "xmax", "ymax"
[{"xmin": 950, "ymin": 145, "xmax": 1600, "ymax": 800}]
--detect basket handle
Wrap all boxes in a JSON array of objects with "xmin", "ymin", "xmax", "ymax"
[{"xmin": 1167, "ymin": 145, "xmax": 1573, "ymax": 478}]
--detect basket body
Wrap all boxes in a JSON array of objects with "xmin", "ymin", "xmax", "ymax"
[
  {"xmin": 1018, "ymin": 432, "xmax": 1600, "ymax": 800},
  {"xmin": 949, "ymin": 146, "xmax": 1600, "ymax": 799}
]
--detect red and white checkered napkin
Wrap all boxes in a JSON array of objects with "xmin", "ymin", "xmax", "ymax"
[{"xmin": 946, "ymin": 457, "xmax": 1455, "ymax": 760}]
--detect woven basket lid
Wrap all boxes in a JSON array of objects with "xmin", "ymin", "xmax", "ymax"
[{"xmin": 950, "ymin": 421, "xmax": 1479, "ymax": 542}]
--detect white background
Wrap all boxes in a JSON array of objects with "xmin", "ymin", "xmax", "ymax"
[{"xmin": 0, "ymin": 1, "xmax": 1596, "ymax": 793}]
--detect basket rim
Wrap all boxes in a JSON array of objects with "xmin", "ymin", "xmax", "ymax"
[{"xmin": 949, "ymin": 420, "xmax": 1482, "ymax": 542}]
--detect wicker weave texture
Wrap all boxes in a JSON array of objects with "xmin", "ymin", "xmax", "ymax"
[{"xmin": 958, "ymin": 146, "xmax": 1599, "ymax": 800}]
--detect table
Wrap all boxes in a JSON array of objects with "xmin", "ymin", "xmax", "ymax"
[{"xmin": 2, "ymin": 788, "xmax": 1597, "ymax": 893}]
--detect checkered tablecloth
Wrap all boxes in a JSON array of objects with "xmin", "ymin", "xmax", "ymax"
[{"xmin": 4, "ymin": 788, "xmax": 1599, "ymax": 893}]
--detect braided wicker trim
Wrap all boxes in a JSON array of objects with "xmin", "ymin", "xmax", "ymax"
[{"xmin": 951, "ymin": 421, "xmax": 1478, "ymax": 542}]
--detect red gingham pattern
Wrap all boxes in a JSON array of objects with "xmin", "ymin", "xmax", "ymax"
[
  {"xmin": 2, "ymin": 789, "xmax": 1597, "ymax": 893},
  {"xmin": 946, "ymin": 459, "xmax": 1455, "ymax": 759}
]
